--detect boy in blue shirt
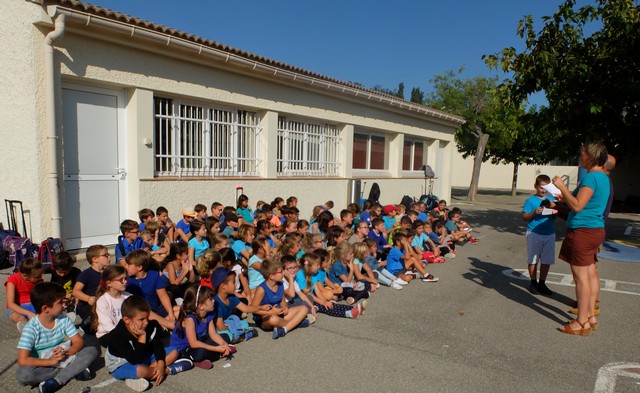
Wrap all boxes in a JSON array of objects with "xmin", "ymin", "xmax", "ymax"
[
  {"xmin": 521, "ymin": 174, "xmax": 557, "ymax": 295},
  {"xmin": 116, "ymin": 220, "xmax": 144, "ymax": 265},
  {"xmin": 16, "ymin": 282, "xmax": 98, "ymax": 392}
]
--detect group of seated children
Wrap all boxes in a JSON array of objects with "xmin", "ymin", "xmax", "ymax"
[{"xmin": 6, "ymin": 194, "xmax": 476, "ymax": 392}]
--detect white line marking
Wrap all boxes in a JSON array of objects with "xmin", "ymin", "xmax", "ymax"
[
  {"xmin": 502, "ymin": 269, "xmax": 640, "ymax": 296},
  {"xmin": 90, "ymin": 378, "xmax": 118, "ymax": 389},
  {"xmin": 594, "ymin": 362, "xmax": 640, "ymax": 393}
]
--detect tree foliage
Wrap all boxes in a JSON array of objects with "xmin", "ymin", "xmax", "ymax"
[
  {"xmin": 370, "ymin": 82, "xmax": 406, "ymax": 99},
  {"xmin": 410, "ymin": 87, "xmax": 426, "ymax": 104},
  {"xmin": 484, "ymin": 0, "xmax": 640, "ymax": 160}
]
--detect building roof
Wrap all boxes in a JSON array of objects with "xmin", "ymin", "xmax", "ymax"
[{"xmin": 51, "ymin": 0, "xmax": 464, "ymax": 125}]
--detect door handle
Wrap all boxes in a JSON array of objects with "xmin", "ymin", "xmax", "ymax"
[{"xmin": 116, "ymin": 168, "xmax": 127, "ymax": 180}]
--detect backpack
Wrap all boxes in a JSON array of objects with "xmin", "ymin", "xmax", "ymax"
[
  {"xmin": 400, "ymin": 195, "xmax": 414, "ymax": 211},
  {"xmin": 368, "ymin": 183, "xmax": 381, "ymax": 204},
  {"xmin": 420, "ymin": 194, "xmax": 440, "ymax": 211},
  {"xmin": 2, "ymin": 236, "xmax": 40, "ymax": 272},
  {"xmin": 38, "ymin": 237, "xmax": 64, "ymax": 271}
]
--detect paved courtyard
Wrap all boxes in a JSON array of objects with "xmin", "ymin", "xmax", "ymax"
[{"xmin": 1, "ymin": 190, "xmax": 639, "ymax": 393}]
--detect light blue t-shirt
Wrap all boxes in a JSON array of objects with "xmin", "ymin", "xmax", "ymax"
[
  {"xmin": 386, "ymin": 246, "xmax": 405, "ymax": 274},
  {"xmin": 17, "ymin": 315, "xmax": 77, "ymax": 358},
  {"xmin": 522, "ymin": 194, "xmax": 556, "ymax": 235},
  {"xmin": 188, "ymin": 237, "xmax": 210, "ymax": 260},
  {"xmin": 567, "ymin": 171, "xmax": 610, "ymax": 229},
  {"xmin": 383, "ymin": 216, "xmax": 396, "ymax": 231},
  {"xmin": 231, "ymin": 240, "xmax": 251, "ymax": 260},
  {"xmin": 328, "ymin": 261, "xmax": 349, "ymax": 284},
  {"xmin": 237, "ymin": 207, "xmax": 253, "ymax": 224},
  {"xmin": 411, "ymin": 233, "xmax": 429, "ymax": 251},
  {"xmin": 248, "ymin": 255, "xmax": 265, "ymax": 289},
  {"xmin": 296, "ymin": 268, "xmax": 326, "ymax": 294}
]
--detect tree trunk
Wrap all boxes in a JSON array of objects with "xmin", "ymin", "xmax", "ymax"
[
  {"xmin": 467, "ymin": 131, "xmax": 490, "ymax": 201},
  {"xmin": 511, "ymin": 162, "xmax": 519, "ymax": 196}
]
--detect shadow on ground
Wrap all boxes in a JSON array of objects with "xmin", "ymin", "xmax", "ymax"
[{"xmin": 462, "ymin": 257, "xmax": 575, "ymax": 324}]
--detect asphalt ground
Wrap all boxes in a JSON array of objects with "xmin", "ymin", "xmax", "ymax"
[{"xmin": 1, "ymin": 190, "xmax": 639, "ymax": 393}]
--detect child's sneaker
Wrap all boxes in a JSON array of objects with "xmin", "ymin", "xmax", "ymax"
[
  {"xmin": 298, "ymin": 319, "xmax": 311, "ymax": 328},
  {"xmin": 445, "ymin": 252, "xmax": 456, "ymax": 259},
  {"xmin": 244, "ymin": 328, "xmax": 259, "ymax": 341},
  {"xmin": 272, "ymin": 327, "xmax": 287, "ymax": 339},
  {"xmin": 16, "ymin": 320, "xmax": 26, "ymax": 333},
  {"xmin": 346, "ymin": 296, "xmax": 355, "ymax": 305},
  {"xmin": 168, "ymin": 358, "xmax": 193, "ymax": 375},
  {"xmin": 75, "ymin": 368, "xmax": 93, "ymax": 381},
  {"xmin": 394, "ymin": 278, "xmax": 409, "ymax": 286},
  {"xmin": 346, "ymin": 306, "xmax": 359, "ymax": 319},
  {"xmin": 39, "ymin": 378, "xmax": 62, "ymax": 393},
  {"xmin": 125, "ymin": 378, "xmax": 150, "ymax": 392},
  {"xmin": 468, "ymin": 237, "xmax": 479, "ymax": 244},
  {"xmin": 194, "ymin": 359, "xmax": 213, "ymax": 369},
  {"xmin": 357, "ymin": 300, "xmax": 368, "ymax": 316},
  {"xmin": 390, "ymin": 282, "xmax": 403, "ymax": 290},
  {"xmin": 306, "ymin": 314, "xmax": 317, "ymax": 324},
  {"xmin": 421, "ymin": 274, "xmax": 439, "ymax": 283}
]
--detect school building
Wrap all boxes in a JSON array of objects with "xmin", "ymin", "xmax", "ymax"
[{"xmin": 1, "ymin": 0, "xmax": 465, "ymax": 249}]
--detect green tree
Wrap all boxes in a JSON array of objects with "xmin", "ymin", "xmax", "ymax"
[
  {"xmin": 484, "ymin": 0, "xmax": 640, "ymax": 160},
  {"xmin": 410, "ymin": 87, "xmax": 425, "ymax": 104},
  {"xmin": 396, "ymin": 82, "xmax": 405, "ymax": 100},
  {"xmin": 426, "ymin": 70, "xmax": 516, "ymax": 201}
]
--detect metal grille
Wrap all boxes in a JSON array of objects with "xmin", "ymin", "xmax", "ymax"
[
  {"xmin": 154, "ymin": 97, "xmax": 260, "ymax": 176},
  {"xmin": 276, "ymin": 116, "xmax": 341, "ymax": 176}
]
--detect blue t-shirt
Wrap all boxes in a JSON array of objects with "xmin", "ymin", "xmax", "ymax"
[
  {"xmin": 417, "ymin": 212, "xmax": 428, "ymax": 222},
  {"xmin": 295, "ymin": 269, "xmax": 325, "ymax": 294},
  {"xmin": 231, "ymin": 240, "xmax": 251, "ymax": 260},
  {"xmin": 258, "ymin": 281, "xmax": 284, "ymax": 307},
  {"xmin": 427, "ymin": 231, "xmax": 440, "ymax": 247},
  {"xmin": 363, "ymin": 255, "xmax": 379, "ymax": 272},
  {"xmin": 126, "ymin": 270, "xmax": 167, "ymax": 315},
  {"xmin": 386, "ymin": 246, "xmax": 405, "ymax": 274},
  {"xmin": 237, "ymin": 207, "xmax": 253, "ymax": 224},
  {"xmin": 359, "ymin": 211, "xmax": 371, "ymax": 226},
  {"xmin": 328, "ymin": 261, "xmax": 349, "ymax": 284},
  {"xmin": 522, "ymin": 195, "xmax": 556, "ymax": 235},
  {"xmin": 175, "ymin": 219, "xmax": 191, "ymax": 241},
  {"xmin": 188, "ymin": 237, "xmax": 210, "ymax": 260},
  {"xmin": 383, "ymin": 216, "xmax": 396, "ymax": 231},
  {"xmin": 567, "ymin": 171, "xmax": 610, "ymax": 229},
  {"xmin": 214, "ymin": 294, "xmax": 241, "ymax": 322},
  {"xmin": 411, "ymin": 233, "xmax": 429, "ymax": 251},
  {"xmin": 367, "ymin": 230, "xmax": 387, "ymax": 252},
  {"xmin": 115, "ymin": 235, "xmax": 144, "ymax": 262},
  {"xmin": 247, "ymin": 255, "xmax": 265, "ymax": 289},
  {"xmin": 444, "ymin": 220, "xmax": 458, "ymax": 234},
  {"xmin": 170, "ymin": 313, "xmax": 216, "ymax": 350}
]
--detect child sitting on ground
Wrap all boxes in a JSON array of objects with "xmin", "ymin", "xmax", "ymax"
[
  {"xmin": 162, "ymin": 243, "xmax": 196, "ymax": 300},
  {"xmin": 116, "ymin": 220, "xmax": 145, "ymax": 265},
  {"xmin": 105, "ymin": 295, "xmax": 193, "ymax": 392},
  {"xmin": 432, "ymin": 200, "xmax": 449, "ymax": 221},
  {"xmin": 15, "ymin": 282, "xmax": 98, "ymax": 393},
  {"xmin": 170, "ymin": 284, "xmax": 234, "ymax": 370},
  {"xmin": 249, "ymin": 258, "xmax": 309, "ymax": 339},
  {"xmin": 247, "ymin": 238, "xmax": 269, "ymax": 295},
  {"xmin": 188, "ymin": 220, "xmax": 210, "ymax": 266},
  {"xmin": 281, "ymin": 256, "xmax": 317, "ymax": 321},
  {"xmin": 362, "ymin": 238, "xmax": 406, "ymax": 289},
  {"xmin": 311, "ymin": 249, "xmax": 345, "ymax": 301},
  {"xmin": 431, "ymin": 220, "xmax": 456, "ymax": 258},
  {"xmin": 175, "ymin": 208, "xmax": 197, "ymax": 243},
  {"xmin": 195, "ymin": 249, "xmax": 222, "ymax": 290},
  {"xmin": 232, "ymin": 224, "xmax": 255, "ymax": 265},
  {"xmin": 140, "ymin": 228, "xmax": 167, "ymax": 264},
  {"xmin": 155, "ymin": 206, "xmax": 175, "ymax": 243},
  {"xmin": 328, "ymin": 243, "xmax": 370, "ymax": 305},
  {"xmin": 50, "ymin": 252, "xmax": 80, "ymax": 322},
  {"xmin": 236, "ymin": 194, "xmax": 254, "ymax": 224},
  {"xmin": 5, "ymin": 258, "xmax": 44, "ymax": 332},
  {"xmin": 212, "ymin": 267, "xmax": 264, "ymax": 343},
  {"xmin": 386, "ymin": 232, "xmax": 439, "ymax": 283},
  {"xmin": 72, "ymin": 245, "xmax": 111, "ymax": 332},
  {"xmin": 124, "ymin": 250, "xmax": 176, "ymax": 324},
  {"xmin": 445, "ymin": 207, "xmax": 478, "ymax": 244},
  {"xmin": 351, "ymin": 242, "xmax": 378, "ymax": 292}
]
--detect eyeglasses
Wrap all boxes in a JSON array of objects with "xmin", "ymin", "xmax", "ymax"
[
  {"xmin": 111, "ymin": 276, "xmax": 127, "ymax": 284},
  {"xmin": 272, "ymin": 270, "xmax": 284, "ymax": 275},
  {"xmin": 99, "ymin": 253, "xmax": 111, "ymax": 258},
  {"xmin": 285, "ymin": 266, "xmax": 298, "ymax": 270},
  {"xmin": 129, "ymin": 230, "xmax": 139, "ymax": 234}
]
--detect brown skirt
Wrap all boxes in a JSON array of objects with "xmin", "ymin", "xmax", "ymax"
[{"xmin": 559, "ymin": 227, "xmax": 605, "ymax": 267}]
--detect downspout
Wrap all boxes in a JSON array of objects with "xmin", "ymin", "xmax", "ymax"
[{"xmin": 44, "ymin": 12, "xmax": 65, "ymax": 239}]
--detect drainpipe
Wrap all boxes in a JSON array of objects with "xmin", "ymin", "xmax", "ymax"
[{"xmin": 44, "ymin": 13, "xmax": 65, "ymax": 239}]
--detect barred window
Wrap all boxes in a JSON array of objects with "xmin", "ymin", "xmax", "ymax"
[
  {"xmin": 154, "ymin": 97, "xmax": 260, "ymax": 177},
  {"xmin": 277, "ymin": 116, "xmax": 341, "ymax": 176}
]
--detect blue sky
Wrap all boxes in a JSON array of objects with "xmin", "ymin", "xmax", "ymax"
[{"xmin": 89, "ymin": 1, "xmax": 566, "ymax": 105}]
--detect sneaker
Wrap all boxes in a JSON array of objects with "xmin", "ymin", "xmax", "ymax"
[
  {"xmin": 39, "ymin": 378, "xmax": 62, "ymax": 393},
  {"xmin": 298, "ymin": 319, "xmax": 311, "ymax": 328},
  {"xmin": 358, "ymin": 300, "xmax": 368, "ymax": 316},
  {"xmin": 125, "ymin": 378, "xmax": 150, "ymax": 392},
  {"xmin": 194, "ymin": 359, "xmax": 213, "ymax": 369},
  {"xmin": 168, "ymin": 358, "xmax": 194, "ymax": 375},
  {"xmin": 306, "ymin": 314, "xmax": 317, "ymax": 324},
  {"xmin": 346, "ymin": 296, "xmax": 355, "ymax": 305},
  {"xmin": 538, "ymin": 282, "xmax": 554, "ymax": 296},
  {"xmin": 422, "ymin": 274, "xmax": 439, "ymax": 282},
  {"xmin": 390, "ymin": 282, "xmax": 403, "ymax": 290},
  {"xmin": 272, "ymin": 327, "xmax": 287, "ymax": 339},
  {"xmin": 394, "ymin": 278, "xmax": 409, "ymax": 286},
  {"xmin": 445, "ymin": 252, "xmax": 456, "ymax": 259},
  {"xmin": 227, "ymin": 344, "xmax": 237, "ymax": 355},
  {"xmin": 468, "ymin": 237, "xmax": 479, "ymax": 244},
  {"xmin": 529, "ymin": 281, "xmax": 539, "ymax": 295},
  {"xmin": 75, "ymin": 368, "xmax": 93, "ymax": 381},
  {"xmin": 346, "ymin": 306, "xmax": 359, "ymax": 319},
  {"xmin": 16, "ymin": 320, "xmax": 26, "ymax": 333},
  {"xmin": 244, "ymin": 328, "xmax": 259, "ymax": 341},
  {"xmin": 406, "ymin": 270, "xmax": 420, "ymax": 278}
]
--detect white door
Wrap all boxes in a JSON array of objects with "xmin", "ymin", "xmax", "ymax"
[{"xmin": 61, "ymin": 85, "xmax": 126, "ymax": 249}]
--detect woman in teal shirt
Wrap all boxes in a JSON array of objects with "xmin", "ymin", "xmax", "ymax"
[{"xmin": 552, "ymin": 142, "xmax": 609, "ymax": 336}]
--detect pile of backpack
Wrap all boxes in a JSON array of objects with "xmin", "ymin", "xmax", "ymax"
[{"xmin": 0, "ymin": 225, "xmax": 64, "ymax": 273}]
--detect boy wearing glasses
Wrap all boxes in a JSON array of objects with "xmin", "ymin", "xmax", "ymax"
[
  {"xmin": 116, "ymin": 219, "xmax": 144, "ymax": 265},
  {"xmin": 72, "ymin": 245, "xmax": 111, "ymax": 332}
]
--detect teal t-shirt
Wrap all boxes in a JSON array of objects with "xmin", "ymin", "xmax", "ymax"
[
  {"xmin": 522, "ymin": 195, "xmax": 556, "ymax": 235},
  {"xmin": 567, "ymin": 171, "xmax": 610, "ymax": 229}
]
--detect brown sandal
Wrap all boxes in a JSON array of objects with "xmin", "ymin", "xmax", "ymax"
[{"xmin": 557, "ymin": 319, "xmax": 592, "ymax": 336}]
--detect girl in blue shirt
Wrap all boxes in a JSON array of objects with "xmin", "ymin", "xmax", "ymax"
[
  {"xmin": 328, "ymin": 243, "xmax": 370, "ymax": 305},
  {"xmin": 187, "ymin": 220, "xmax": 210, "ymax": 267},
  {"xmin": 170, "ymin": 285, "xmax": 233, "ymax": 369}
]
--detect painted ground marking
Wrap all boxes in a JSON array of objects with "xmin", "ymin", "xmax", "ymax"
[{"xmin": 502, "ymin": 269, "xmax": 640, "ymax": 296}]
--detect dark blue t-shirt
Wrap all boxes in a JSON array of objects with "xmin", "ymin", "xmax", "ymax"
[
  {"xmin": 386, "ymin": 247, "xmax": 405, "ymax": 274},
  {"xmin": 170, "ymin": 312, "xmax": 216, "ymax": 350},
  {"xmin": 328, "ymin": 261, "xmax": 349, "ymax": 284},
  {"xmin": 126, "ymin": 270, "xmax": 167, "ymax": 315},
  {"xmin": 214, "ymin": 294, "xmax": 241, "ymax": 321}
]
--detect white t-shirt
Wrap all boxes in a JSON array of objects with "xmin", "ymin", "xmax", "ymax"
[
  {"xmin": 282, "ymin": 278, "xmax": 301, "ymax": 301},
  {"xmin": 95, "ymin": 291, "xmax": 131, "ymax": 338}
]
